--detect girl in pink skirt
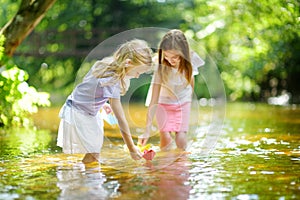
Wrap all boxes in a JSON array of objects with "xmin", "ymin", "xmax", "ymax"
[{"xmin": 139, "ymin": 29, "xmax": 204, "ymax": 150}]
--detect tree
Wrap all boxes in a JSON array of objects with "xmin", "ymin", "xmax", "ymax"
[
  {"xmin": 0, "ymin": 0, "xmax": 54, "ymax": 127},
  {"xmin": 0, "ymin": 0, "xmax": 57, "ymax": 61},
  {"xmin": 184, "ymin": 0, "xmax": 300, "ymax": 102}
]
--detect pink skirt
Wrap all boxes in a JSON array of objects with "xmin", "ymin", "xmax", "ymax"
[{"xmin": 156, "ymin": 102, "xmax": 191, "ymax": 132}]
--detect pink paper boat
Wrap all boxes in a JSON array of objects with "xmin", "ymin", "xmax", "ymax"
[{"xmin": 143, "ymin": 149, "xmax": 156, "ymax": 160}]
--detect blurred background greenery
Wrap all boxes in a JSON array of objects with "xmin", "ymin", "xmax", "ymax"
[{"xmin": 0, "ymin": 0, "xmax": 299, "ymax": 127}]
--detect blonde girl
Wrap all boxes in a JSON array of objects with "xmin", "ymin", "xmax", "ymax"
[
  {"xmin": 57, "ymin": 39, "xmax": 152, "ymax": 163},
  {"xmin": 138, "ymin": 29, "xmax": 204, "ymax": 150}
]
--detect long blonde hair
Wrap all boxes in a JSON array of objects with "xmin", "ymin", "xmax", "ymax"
[
  {"xmin": 158, "ymin": 29, "xmax": 192, "ymax": 84},
  {"xmin": 92, "ymin": 39, "xmax": 152, "ymax": 94}
]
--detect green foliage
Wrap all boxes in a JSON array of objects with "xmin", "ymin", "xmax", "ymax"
[
  {"xmin": 12, "ymin": 0, "xmax": 192, "ymax": 105},
  {"xmin": 184, "ymin": 0, "xmax": 300, "ymax": 101},
  {"xmin": 0, "ymin": 65, "xmax": 51, "ymax": 127},
  {"xmin": 13, "ymin": 56, "xmax": 82, "ymax": 105},
  {"xmin": 0, "ymin": 0, "xmax": 21, "ymax": 27},
  {"xmin": 2, "ymin": 0, "xmax": 299, "ymax": 104},
  {"xmin": 0, "ymin": 35, "xmax": 5, "ymax": 60},
  {"xmin": 0, "ymin": 35, "xmax": 51, "ymax": 127}
]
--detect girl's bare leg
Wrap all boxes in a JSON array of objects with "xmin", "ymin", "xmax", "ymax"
[
  {"xmin": 160, "ymin": 131, "xmax": 173, "ymax": 151},
  {"xmin": 82, "ymin": 153, "xmax": 99, "ymax": 164},
  {"xmin": 175, "ymin": 131, "xmax": 187, "ymax": 150}
]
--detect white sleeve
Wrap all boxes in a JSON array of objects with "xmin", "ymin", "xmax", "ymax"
[
  {"xmin": 145, "ymin": 54, "xmax": 159, "ymax": 107},
  {"xmin": 145, "ymin": 80, "xmax": 153, "ymax": 107},
  {"xmin": 145, "ymin": 70, "xmax": 161, "ymax": 107},
  {"xmin": 191, "ymin": 51, "xmax": 205, "ymax": 75}
]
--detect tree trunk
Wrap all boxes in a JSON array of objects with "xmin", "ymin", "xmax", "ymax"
[{"xmin": 0, "ymin": 0, "xmax": 57, "ymax": 59}]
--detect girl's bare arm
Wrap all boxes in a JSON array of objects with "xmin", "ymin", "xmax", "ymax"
[
  {"xmin": 138, "ymin": 72, "xmax": 161, "ymax": 145},
  {"xmin": 109, "ymin": 98, "xmax": 142, "ymax": 159}
]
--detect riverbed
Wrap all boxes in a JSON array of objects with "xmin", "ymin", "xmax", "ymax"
[{"xmin": 0, "ymin": 102, "xmax": 299, "ymax": 199}]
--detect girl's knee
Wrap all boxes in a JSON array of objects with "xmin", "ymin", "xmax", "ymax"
[
  {"xmin": 160, "ymin": 131, "xmax": 172, "ymax": 138},
  {"xmin": 176, "ymin": 131, "xmax": 186, "ymax": 138},
  {"xmin": 160, "ymin": 132, "xmax": 172, "ymax": 151},
  {"xmin": 175, "ymin": 132, "xmax": 187, "ymax": 150}
]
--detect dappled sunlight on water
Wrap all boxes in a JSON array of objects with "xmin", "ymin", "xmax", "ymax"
[{"xmin": 1, "ymin": 103, "xmax": 300, "ymax": 199}]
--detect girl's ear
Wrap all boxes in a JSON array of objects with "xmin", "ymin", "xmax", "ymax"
[{"xmin": 125, "ymin": 59, "xmax": 132, "ymax": 67}]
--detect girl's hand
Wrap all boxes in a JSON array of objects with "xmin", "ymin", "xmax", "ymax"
[
  {"xmin": 129, "ymin": 145, "xmax": 143, "ymax": 160},
  {"xmin": 138, "ymin": 132, "xmax": 150, "ymax": 146}
]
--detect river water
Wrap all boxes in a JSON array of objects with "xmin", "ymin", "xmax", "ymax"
[{"xmin": 0, "ymin": 102, "xmax": 299, "ymax": 199}]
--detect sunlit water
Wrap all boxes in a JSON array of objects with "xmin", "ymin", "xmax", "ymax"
[{"xmin": 0, "ymin": 103, "xmax": 299, "ymax": 200}]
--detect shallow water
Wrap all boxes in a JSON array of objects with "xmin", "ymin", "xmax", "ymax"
[{"xmin": 0, "ymin": 102, "xmax": 299, "ymax": 199}]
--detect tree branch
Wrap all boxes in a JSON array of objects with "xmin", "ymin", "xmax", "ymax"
[{"xmin": 0, "ymin": 0, "xmax": 57, "ymax": 58}]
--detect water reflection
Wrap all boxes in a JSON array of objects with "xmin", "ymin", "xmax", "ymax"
[
  {"xmin": 111, "ymin": 151, "xmax": 192, "ymax": 200},
  {"xmin": 0, "ymin": 103, "xmax": 300, "ymax": 199},
  {"xmin": 56, "ymin": 163, "xmax": 109, "ymax": 200},
  {"xmin": 144, "ymin": 152, "xmax": 191, "ymax": 200},
  {"xmin": 0, "ymin": 128, "xmax": 55, "ymax": 160},
  {"xmin": 54, "ymin": 150, "xmax": 193, "ymax": 200}
]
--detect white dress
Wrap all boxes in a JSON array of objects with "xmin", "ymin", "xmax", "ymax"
[{"xmin": 57, "ymin": 59, "xmax": 121, "ymax": 154}]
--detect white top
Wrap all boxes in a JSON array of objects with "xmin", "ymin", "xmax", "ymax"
[
  {"xmin": 157, "ymin": 67, "xmax": 192, "ymax": 104},
  {"xmin": 146, "ymin": 51, "xmax": 205, "ymax": 105}
]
